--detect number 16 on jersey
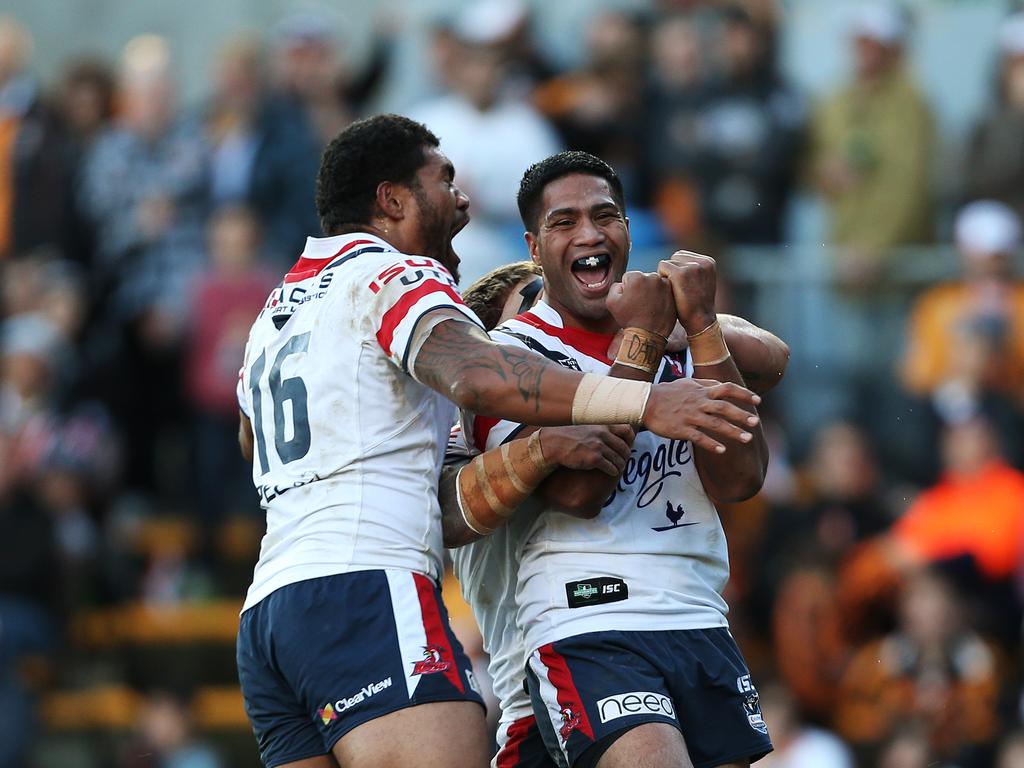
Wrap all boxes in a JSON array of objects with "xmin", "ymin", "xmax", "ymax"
[{"xmin": 249, "ymin": 332, "xmax": 313, "ymax": 474}]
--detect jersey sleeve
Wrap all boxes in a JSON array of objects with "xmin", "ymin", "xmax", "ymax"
[
  {"xmin": 462, "ymin": 327, "xmax": 533, "ymax": 453},
  {"xmin": 368, "ymin": 257, "xmax": 483, "ymax": 373},
  {"xmin": 237, "ymin": 339, "xmax": 253, "ymax": 419}
]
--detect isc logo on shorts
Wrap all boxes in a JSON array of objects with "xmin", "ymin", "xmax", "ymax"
[{"xmin": 596, "ymin": 691, "xmax": 676, "ymax": 724}]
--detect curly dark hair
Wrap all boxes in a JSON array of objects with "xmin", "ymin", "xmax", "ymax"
[
  {"xmin": 516, "ymin": 151, "xmax": 626, "ymax": 234},
  {"xmin": 462, "ymin": 261, "xmax": 542, "ymax": 331},
  {"xmin": 315, "ymin": 114, "xmax": 440, "ymax": 235}
]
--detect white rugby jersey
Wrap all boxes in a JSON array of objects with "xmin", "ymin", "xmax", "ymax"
[
  {"xmin": 467, "ymin": 300, "xmax": 730, "ymax": 655},
  {"xmin": 237, "ymin": 232, "xmax": 483, "ymax": 612},
  {"xmin": 447, "ymin": 425, "xmax": 536, "ymax": 727}
]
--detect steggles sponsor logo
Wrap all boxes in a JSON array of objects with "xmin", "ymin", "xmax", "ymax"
[
  {"xmin": 596, "ymin": 691, "xmax": 676, "ymax": 724},
  {"xmin": 319, "ymin": 677, "xmax": 393, "ymax": 725}
]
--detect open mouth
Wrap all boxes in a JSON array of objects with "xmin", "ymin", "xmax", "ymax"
[{"xmin": 570, "ymin": 252, "xmax": 612, "ymax": 292}]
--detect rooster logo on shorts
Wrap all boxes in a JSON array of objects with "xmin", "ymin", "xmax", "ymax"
[
  {"xmin": 559, "ymin": 706, "xmax": 582, "ymax": 742},
  {"xmin": 411, "ymin": 645, "xmax": 451, "ymax": 676}
]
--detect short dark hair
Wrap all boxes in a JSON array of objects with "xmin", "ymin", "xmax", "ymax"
[
  {"xmin": 315, "ymin": 114, "xmax": 440, "ymax": 235},
  {"xmin": 517, "ymin": 151, "xmax": 626, "ymax": 234},
  {"xmin": 462, "ymin": 261, "xmax": 542, "ymax": 331}
]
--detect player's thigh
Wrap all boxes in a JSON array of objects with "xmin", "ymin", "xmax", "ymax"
[
  {"xmin": 331, "ymin": 699, "xmax": 489, "ymax": 768},
  {"xmin": 595, "ymin": 723, "xmax": 692, "ymax": 768}
]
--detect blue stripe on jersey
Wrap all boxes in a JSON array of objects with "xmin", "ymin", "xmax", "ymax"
[{"xmin": 324, "ymin": 246, "xmax": 386, "ymax": 272}]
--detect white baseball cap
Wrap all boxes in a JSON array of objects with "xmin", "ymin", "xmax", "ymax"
[
  {"xmin": 955, "ymin": 200, "xmax": 1021, "ymax": 257},
  {"xmin": 849, "ymin": 3, "xmax": 908, "ymax": 46},
  {"xmin": 453, "ymin": 0, "xmax": 527, "ymax": 46}
]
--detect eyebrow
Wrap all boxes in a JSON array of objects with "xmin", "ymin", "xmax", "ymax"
[{"xmin": 544, "ymin": 201, "xmax": 620, "ymax": 221}]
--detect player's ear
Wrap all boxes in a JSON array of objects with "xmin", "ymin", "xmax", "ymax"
[
  {"xmin": 624, "ymin": 216, "xmax": 632, "ymax": 255},
  {"xmin": 525, "ymin": 231, "xmax": 541, "ymax": 266},
  {"xmin": 375, "ymin": 181, "xmax": 405, "ymax": 221}
]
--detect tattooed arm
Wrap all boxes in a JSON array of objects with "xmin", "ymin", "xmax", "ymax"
[{"xmin": 414, "ymin": 318, "xmax": 762, "ymax": 450}]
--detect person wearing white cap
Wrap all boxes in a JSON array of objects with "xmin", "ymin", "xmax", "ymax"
[
  {"xmin": 809, "ymin": 1, "xmax": 934, "ymax": 272},
  {"xmin": 901, "ymin": 200, "xmax": 1024, "ymax": 413},
  {"xmin": 965, "ymin": 13, "xmax": 1024, "ymax": 223}
]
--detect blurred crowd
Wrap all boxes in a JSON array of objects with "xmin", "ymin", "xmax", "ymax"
[{"xmin": 2, "ymin": 1, "xmax": 1024, "ymax": 766}]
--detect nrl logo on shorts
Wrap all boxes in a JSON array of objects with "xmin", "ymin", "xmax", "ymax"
[
  {"xmin": 572, "ymin": 583, "xmax": 598, "ymax": 601},
  {"xmin": 559, "ymin": 706, "xmax": 582, "ymax": 742},
  {"xmin": 411, "ymin": 645, "xmax": 451, "ymax": 676}
]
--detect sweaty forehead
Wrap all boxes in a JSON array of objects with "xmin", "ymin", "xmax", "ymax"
[{"xmin": 541, "ymin": 174, "xmax": 616, "ymax": 216}]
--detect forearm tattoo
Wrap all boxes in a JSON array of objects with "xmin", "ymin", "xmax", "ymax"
[{"xmin": 415, "ymin": 320, "xmax": 548, "ymax": 413}]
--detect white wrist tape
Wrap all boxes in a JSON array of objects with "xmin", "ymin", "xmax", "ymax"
[
  {"xmin": 571, "ymin": 373, "xmax": 651, "ymax": 427},
  {"xmin": 455, "ymin": 467, "xmax": 494, "ymax": 536}
]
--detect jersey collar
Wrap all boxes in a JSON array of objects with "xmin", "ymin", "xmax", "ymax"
[
  {"xmin": 284, "ymin": 232, "xmax": 396, "ymax": 284},
  {"xmin": 517, "ymin": 300, "xmax": 615, "ymax": 364}
]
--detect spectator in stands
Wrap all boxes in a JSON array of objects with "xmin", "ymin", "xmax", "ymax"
[
  {"xmin": 762, "ymin": 421, "xmax": 890, "ymax": 718},
  {"xmin": 0, "ymin": 16, "xmax": 75, "ymax": 262},
  {"xmin": 692, "ymin": 5, "xmax": 804, "ymax": 246},
  {"xmin": 203, "ymin": 37, "xmax": 267, "ymax": 209},
  {"xmin": 876, "ymin": 727, "xmax": 936, "ymax": 768},
  {"xmin": 900, "ymin": 200, "xmax": 1024, "ymax": 466},
  {"xmin": 809, "ymin": 2, "xmax": 934, "ymax": 286},
  {"xmin": 57, "ymin": 56, "xmax": 115, "ymax": 272},
  {"xmin": 533, "ymin": 10, "xmax": 649, "ymax": 206},
  {"xmin": 80, "ymin": 34, "xmax": 208, "ymax": 500},
  {"xmin": 0, "ymin": 430, "xmax": 58, "ymax": 768},
  {"xmin": 411, "ymin": 7, "xmax": 560, "ymax": 281},
  {"xmin": 249, "ymin": 11, "xmax": 391, "ymax": 263},
  {"xmin": 120, "ymin": 690, "xmax": 222, "ymax": 768},
  {"xmin": 757, "ymin": 682, "xmax": 854, "ymax": 768},
  {"xmin": 645, "ymin": 13, "xmax": 709, "ymax": 247},
  {"xmin": 835, "ymin": 568, "xmax": 999, "ymax": 768},
  {"xmin": 185, "ymin": 206, "xmax": 272, "ymax": 558},
  {"xmin": 965, "ymin": 13, "xmax": 1024, "ymax": 222}
]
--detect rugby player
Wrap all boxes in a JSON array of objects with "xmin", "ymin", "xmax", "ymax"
[
  {"xmin": 233, "ymin": 117, "xmax": 762, "ymax": 768},
  {"xmin": 456, "ymin": 151, "xmax": 783, "ymax": 768},
  {"xmin": 442, "ymin": 259, "xmax": 788, "ymax": 768}
]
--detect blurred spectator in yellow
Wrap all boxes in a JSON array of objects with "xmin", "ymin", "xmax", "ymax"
[
  {"xmin": 691, "ymin": 5, "xmax": 804, "ymax": 246},
  {"xmin": 835, "ymin": 568, "xmax": 999, "ymax": 768},
  {"xmin": 412, "ymin": 2, "xmax": 560, "ymax": 281},
  {"xmin": 809, "ymin": 3, "xmax": 934, "ymax": 284},
  {"xmin": 119, "ymin": 690, "xmax": 222, "ymax": 768},
  {"xmin": 646, "ymin": 13, "xmax": 708, "ymax": 246},
  {"xmin": 758, "ymin": 682, "xmax": 853, "ymax": 768},
  {"xmin": 80, "ymin": 34, "xmax": 208, "ymax": 499},
  {"xmin": 965, "ymin": 14, "xmax": 1024, "ymax": 223},
  {"xmin": 185, "ymin": 206, "xmax": 272, "ymax": 557},
  {"xmin": 0, "ymin": 16, "xmax": 75, "ymax": 262},
  {"xmin": 534, "ymin": 10, "xmax": 648, "ymax": 204},
  {"xmin": 901, "ymin": 201, "xmax": 1024, "ymax": 434}
]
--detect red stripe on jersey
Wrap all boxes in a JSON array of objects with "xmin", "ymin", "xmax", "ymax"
[
  {"xmin": 283, "ymin": 239, "xmax": 376, "ymax": 284},
  {"xmin": 538, "ymin": 643, "xmax": 595, "ymax": 741},
  {"xmin": 376, "ymin": 279, "xmax": 465, "ymax": 357},
  {"xmin": 473, "ymin": 416, "xmax": 500, "ymax": 452},
  {"xmin": 515, "ymin": 312, "xmax": 614, "ymax": 364},
  {"xmin": 496, "ymin": 715, "xmax": 537, "ymax": 768},
  {"xmin": 412, "ymin": 573, "xmax": 465, "ymax": 694}
]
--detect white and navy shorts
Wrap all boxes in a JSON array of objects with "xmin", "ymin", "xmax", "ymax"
[
  {"xmin": 236, "ymin": 569, "xmax": 484, "ymax": 767},
  {"xmin": 525, "ymin": 628, "xmax": 772, "ymax": 768},
  {"xmin": 494, "ymin": 712, "xmax": 558, "ymax": 768}
]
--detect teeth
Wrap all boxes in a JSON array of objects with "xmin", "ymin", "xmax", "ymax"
[
  {"xmin": 586, "ymin": 281, "xmax": 603, "ymax": 289},
  {"xmin": 580, "ymin": 256, "xmax": 601, "ymax": 268}
]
